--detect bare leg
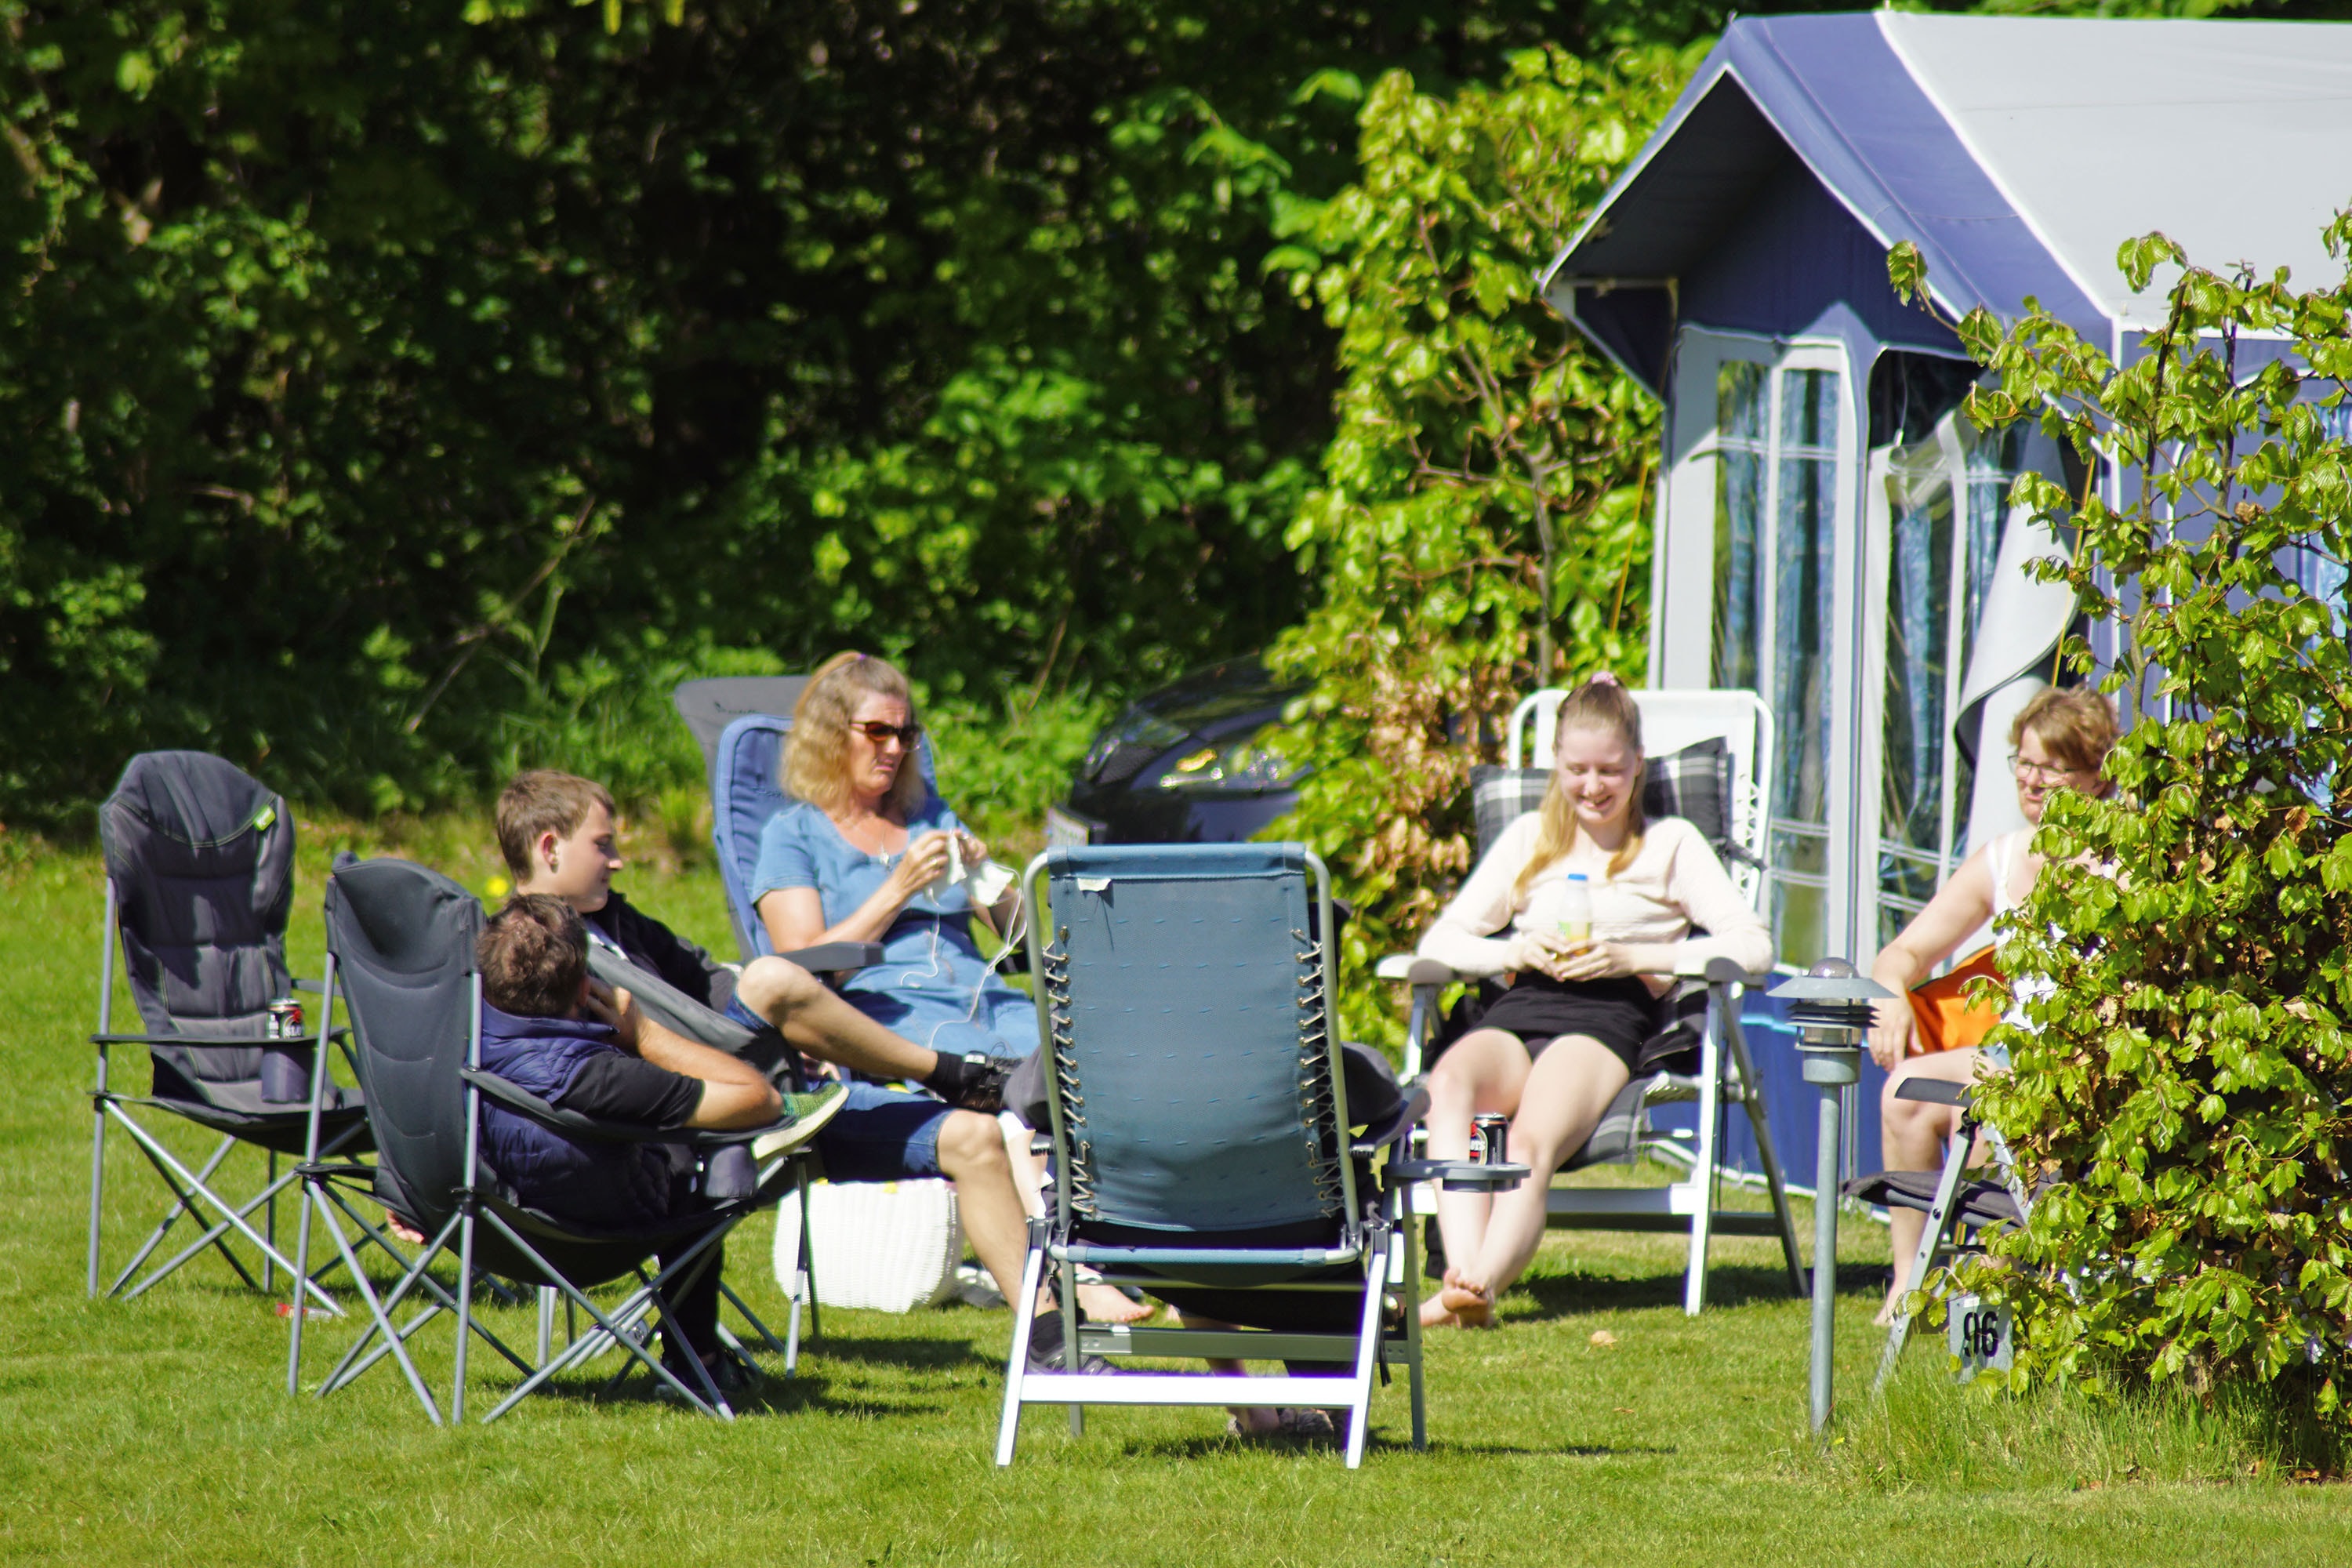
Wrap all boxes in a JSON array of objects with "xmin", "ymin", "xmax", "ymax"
[
  {"xmin": 1178, "ymin": 1311, "xmax": 1284, "ymax": 1432},
  {"xmin": 1452, "ymin": 1035, "xmax": 1629, "ymax": 1305},
  {"xmin": 996, "ymin": 1112, "xmax": 1148, "ymax": 1323},
  {"xmin": 934, "ymin": 1109, "xmax": 1031, "ymax": 1305},
  {"xmin": 736, "ymin": 957, "xmax": 938, "ymax": 1082},
  {"xmin": 1876, "ymin": 1046, "xmax": 1979, "ymax": 1320},
  {"xmin": 1418, "ymin": 1029, "xmax": 1532, "ymax": 1327}
]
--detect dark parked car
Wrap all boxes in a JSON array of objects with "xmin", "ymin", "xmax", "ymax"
[{"xmin": 1047, "ymin": 658, "xmax": 1310, "ymax": 845}]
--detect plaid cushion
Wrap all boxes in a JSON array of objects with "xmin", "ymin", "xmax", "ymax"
[{"xmin": 1468, "ymin": 736, "xmax": 1739, "ymax": 862}]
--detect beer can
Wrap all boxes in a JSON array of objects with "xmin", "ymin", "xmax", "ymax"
[
  {"xmin": 1472, "ymin": 1112, "xmax": 1511, "ymax": 1167},
  {"xmin": 267, "ymin": 996, "xmax": 305, "ymax": 1040}
]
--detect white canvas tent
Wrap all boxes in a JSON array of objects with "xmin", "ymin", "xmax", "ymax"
[{"xmin": 1543, "ymin": 12, "xmax": 2352, "ymax": 969}]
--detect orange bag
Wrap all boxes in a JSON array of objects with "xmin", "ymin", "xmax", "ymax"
[{"xmin": 1907, "ymin": 946, "xmax": 2005, "ymax": 1055}]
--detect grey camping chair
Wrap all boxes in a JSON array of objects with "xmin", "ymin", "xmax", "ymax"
[
  {"xmin": 996, "ymin": 843, "xmax": 1521, "ymax": 1468},
  {"xmin": 1377, "ymin": 688, "xmax": 1804, "ymax": 1315},
  {"xmin": 86, "ymin": 750, "xmax": 367, "ymax": 1310},
  {"xmin": 1848, "ymin": 1076, "xmax": 2034, "ymax": 1390},
  {"xmin": 289, "ymin": 857, "xmax": 815, "ymax": 1423}
]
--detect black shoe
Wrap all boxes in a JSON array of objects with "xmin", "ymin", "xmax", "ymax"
[{"xmin": 1025, "ymin": 1311, "xmax": 1113, "ymax": 1374}]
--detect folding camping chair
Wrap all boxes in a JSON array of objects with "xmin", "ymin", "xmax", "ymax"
[
  {"xmin": 1849, "ymin": 1076, "xmax": 2034, "ymax": 1390},
  {"xmin": 85, "ymin": 751, "xmax": 368, "ymax": 1310},
  {"xmin": 699, "ymin": 697, "xmax": 939, "ymax": 962},
  {"xmin": 997, "ymin": 843, "xmax": 1522, "ymax": 1468},
  {"xmin": 289, "ymin": 856, "xmax": 811, "ymax": 1423},
  {"xmin": 1378, "ymin": 688, "xmax": 1805, "ymax": 1315}
]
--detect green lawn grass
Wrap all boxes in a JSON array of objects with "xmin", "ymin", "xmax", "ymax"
[{"xmin": 4, "ymin": 822, "xmax": 2347, "ymax": 1565}]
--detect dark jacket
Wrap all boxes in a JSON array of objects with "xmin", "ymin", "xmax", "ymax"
[
  {"xmin": 586, "ymin": 891, "xmax": 738, "ymax": 1015},
  {"xmin": 477, "ymin": 1004, "xmax": 674, "ymax": 1229}
]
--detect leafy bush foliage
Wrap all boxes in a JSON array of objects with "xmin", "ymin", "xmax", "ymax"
[
  {"xmin": 1261, "ymin": 47, "xmax": 1687, "ymax": 1045},
  {"xmin": 1892, "ymin": 216, "xmax": 2352, "ymax": 1420}
]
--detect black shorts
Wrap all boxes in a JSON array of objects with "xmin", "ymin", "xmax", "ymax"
[{"xmin": 1471, "ymin": 974, "xmax": 1657, "ymax": 1072}]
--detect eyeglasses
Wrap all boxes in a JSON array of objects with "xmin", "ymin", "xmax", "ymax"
[
  {"xmin": 848, "ymin": 720, "xmax": 923, "ymax": 748},
  {"xmin": 2007, "ymin": 754, "xmax": 2079, "ymax": 786}
]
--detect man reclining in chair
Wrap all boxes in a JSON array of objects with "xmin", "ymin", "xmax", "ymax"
[
  {"xmin": 475, "ymin": 894, "xmax": 782, "ymax": 1395},
  {"xmin": 495, "ymin": 770, "xmax": 1073, "ymax": 1367}
]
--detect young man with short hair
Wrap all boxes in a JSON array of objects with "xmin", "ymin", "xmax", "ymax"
[{"xmin": 494, "ymin": 771, "xmax": 1048, "ymax": 1353}]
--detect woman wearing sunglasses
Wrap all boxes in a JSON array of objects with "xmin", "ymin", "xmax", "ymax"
[{"xmin": 751, "ymin": 651, "xmax": 1155, "ymax": 1325}]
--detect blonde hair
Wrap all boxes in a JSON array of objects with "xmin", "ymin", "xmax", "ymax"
[
  {"xmin": 786, "ymin": 652, "xmax": 926, "ymax": 816},
  {"xmin": 2009, "ymin": 686, "xmax": 2119, "ymax": 779},
  {"xmin": 1511, "ymin": 677, "xmax": 1646, "ymax": 905}
]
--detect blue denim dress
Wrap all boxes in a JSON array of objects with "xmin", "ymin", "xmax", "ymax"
[{"xmin": 750, "ymin": 795, "xmax": 1039, "ymax": 1060}]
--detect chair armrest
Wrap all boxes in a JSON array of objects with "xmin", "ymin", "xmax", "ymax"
[
  {"xmin": 457, "ymin": 1067, "xmax": 789, "ymax": 1149},
  {"xmin": 1682, "ymin": 956, "xmax": 1771, "ymax": 985},
  {"xmin": 775, "ymin": 941, "xmax": 884, "ymax": 974},
  {"xmin": 1374, "ymin": 954, "xmax": 1457, "ymax": 985},
  {"xmin": 1351, "ymin": 1084, "xmax": 1431, "ymax": 1157},
  {"xmin": 90, "ymin": 1029, "xmax": 348, "ymax": 1046},
  {"xmin": 1388, "ymin": 1157, "xmax": 1528, "ymax": 1192},
  {"xmin": 1894, "ymin": 1077, "xmax": 1972, "ymax": 1108}
]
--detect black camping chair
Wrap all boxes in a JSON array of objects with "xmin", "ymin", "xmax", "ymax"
[
  {"xmin": 290, "ymin": 857, "xmax": 813, "ymax": 1423},
  {"xmin": 86, "ymin": 751, "xmax": 369, "ymax": 1308}
]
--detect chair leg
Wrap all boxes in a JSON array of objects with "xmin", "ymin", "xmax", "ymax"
[
  {"xmin": 537, "ymin": 1286, "xmax": 557, "ymax": 1365},
  {"xmin": 1059, "ymin": 1256, "xmax": 1083, "ymax": 1437},
  {"xmin": 1726, "ymin": 996, "xmax": 1807, "ymax": 1297},
  {"xmin": 265, "ymin": 1151, "xmax": 278, "ymax": 1293},
  {"xmin": 452, "ymin": 1207, "xmax": 479, "ymax": 1425},
  {"xmin": 111, "ymin": 1131, "xmax": 245, "ymax": 1297},
  {"xmin": 995, "ymin": 1240, "xmax": 1048, "ymax": 1467},
  {"xmin": 1683, "ymin": 1033, "xmax": 1723, "ymax": 1316},
  {"xmin": 87, "ymin": 1094, "xmax": 108, "ymax": 1298},
  {"xmin": 797, "ymin": 1163, "xmax": 821, "ymax": 1343},
  {"xmin": 1401, "ymin": 1213, "xmax": 1427, "ymax": 1453},
  {"xmin": 1345, "ymin": 1246, "xmax": 1387, "ymax": 1470},
  {"xmin": 1872, "ymin": 1123, "xmax": 1975, "ymax": 1395}
]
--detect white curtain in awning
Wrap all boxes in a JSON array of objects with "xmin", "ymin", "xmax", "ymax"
[{"xmin": 1954, "ymin": 499, "xmax": 2075, "ymax": 851}]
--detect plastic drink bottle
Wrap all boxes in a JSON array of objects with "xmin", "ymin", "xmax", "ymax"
[{"xmin": 1558, "ymin": 872, "xmax": 1593, "ymax": 946}]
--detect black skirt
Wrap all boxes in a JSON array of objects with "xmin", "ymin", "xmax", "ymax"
[{"xmin": 1469, "ymin": 974, "xmax": 1657, "ymax": 1072}]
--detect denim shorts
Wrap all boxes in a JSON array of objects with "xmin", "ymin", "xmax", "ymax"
[{"xmin": 814, "ymin": 1082, "xmax": 953, "ymax": 1182}]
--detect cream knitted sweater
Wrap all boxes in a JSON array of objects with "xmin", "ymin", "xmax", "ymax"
[{"xmin": 1417, "ymin": 814, "xmax": 1775, "ymax": 986}]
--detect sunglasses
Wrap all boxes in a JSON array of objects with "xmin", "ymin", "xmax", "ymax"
[{"xmin": 848, "ymin": 719, "xmax": 923, "ymax": 748}]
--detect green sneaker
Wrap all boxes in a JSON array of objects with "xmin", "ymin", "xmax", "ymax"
[{"xmin": 751, "ymin": 1081, "xmax": 850, "ymax": 1161}]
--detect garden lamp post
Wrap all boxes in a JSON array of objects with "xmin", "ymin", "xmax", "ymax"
[{"xmin": 1769, "ymin": 960, "xmax": 1894, "ymax": 1434}]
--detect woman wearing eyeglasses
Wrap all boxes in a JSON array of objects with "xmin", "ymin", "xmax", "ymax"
[{"xmin": 1866, "ymin": 685, "xmax": 2118, "ymax": 1321}]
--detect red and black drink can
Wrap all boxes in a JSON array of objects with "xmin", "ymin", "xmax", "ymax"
[
  {"xmin": 1472, "ymin": 1112, "xmax": 1511, "ymax": 1167},
  {"xmin": 267, "ymin": 996, "xmax": 305, "ymax": 1040}
]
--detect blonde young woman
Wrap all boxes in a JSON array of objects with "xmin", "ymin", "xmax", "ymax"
[
  {"xmin": 1414, "ymin": 676, "xmax": 1774, "ymax": 1327},
  {"xmin": 1867, "ymin": 686, "xmax": 2117, "ymax": 1321},
  {"xmin": 751, "ymin": 651, "xmax": 1151, "ymax": 1326}
]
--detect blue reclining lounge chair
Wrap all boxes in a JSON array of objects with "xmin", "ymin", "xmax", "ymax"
[{"xmin": 996, "ymin": 843, "xmax": 1519, "ymax": 1468}]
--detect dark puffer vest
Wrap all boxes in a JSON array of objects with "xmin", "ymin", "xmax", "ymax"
[{"xmin": 477, "ymin": 1004, "xmax": 673, "ymax": 1229}]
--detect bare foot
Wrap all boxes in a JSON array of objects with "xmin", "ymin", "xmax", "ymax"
[
  {"xmin": 1439, "ymin": 1271, "xmax": 1495, "ymax": 1328},
  {"xmin": 1418, "ymin": 1290, "xmax": 1461, "ymax": 1329},
  {"xmin": 1077, "ymin": 1281, "xmax": 1154, "ymax": 1324}
]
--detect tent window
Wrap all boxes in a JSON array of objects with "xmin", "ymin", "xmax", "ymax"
[
  {"xmin": 1711, "ymin": 358, "xmax": 1843, "ymax": 965},
  {"xmin": 1876, "ymin": 419, "xmax": 2027, "ymax": 948}
]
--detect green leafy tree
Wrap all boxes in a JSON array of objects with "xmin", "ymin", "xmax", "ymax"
[
  {"xmin": 0, "ymin": 0, "xmax": 1762, "ymax": 826},
  {"xmin": 1262, "ymin": 45, "xmax": 1688, "ymax": 1047},
  {"xmin": 1889, "ymin": 215, "xmax": 2352, "ymax": 1425}
]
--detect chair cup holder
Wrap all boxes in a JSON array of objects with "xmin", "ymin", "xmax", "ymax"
[
  {"xmin": 700, "ymin": 1145, "xmax": 757, "ymax": 1203},
  {"xmin": 1389, "ymin": 1157, "xmax": 1530, "ymax": 1192},
  {"xmin": 260, "ymin": 1043, "xmax": 314, "ymax": 1104}
]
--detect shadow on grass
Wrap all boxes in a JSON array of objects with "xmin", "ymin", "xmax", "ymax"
[
  {"xmin": 793, "ymin": 1332, "xmax": 999, "ymax": 1371},
  {"xmin": 1105, "ymin": 1431, "xmax": 1682, "ymax": 1461},
  {"xmin": 1508, "ymin": 1261, "xmax": 1879, "ymax": 1321},
  {"xmin": 486, "ymin": 1365, "xmax": 945, "ymax": 1421}
]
